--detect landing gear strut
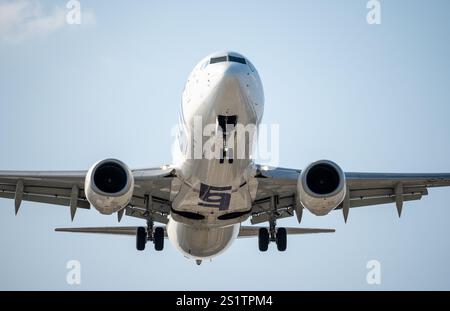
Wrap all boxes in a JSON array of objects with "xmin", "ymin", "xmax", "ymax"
[
  {"xmin": 135, "ymin": 220, "xmax": 164, "ymax": 251},
  {"xmin": 257, "ymin": 220, "xmax": 287, "ymax": 252}
]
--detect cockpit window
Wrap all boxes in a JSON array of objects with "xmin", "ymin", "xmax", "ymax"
[
  {"xmin": 228, "ymin": 55, "xmax": 246, "ymax": 64},
  {"xmin": 210, "ymin": 56, "xmax": 227, "ymax": 64},
  {"xmin": 209, "ymin": 55, "xmax": 247, "ymax": 65}
]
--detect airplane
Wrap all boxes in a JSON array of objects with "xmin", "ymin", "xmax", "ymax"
[{"xmin": 1, "ymin": 51, "xmax": 450, "ymax": 265}]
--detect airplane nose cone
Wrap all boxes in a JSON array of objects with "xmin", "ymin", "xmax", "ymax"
[
  {"xmin": 212, "ymin": 67, "xmax": 244, "ymax": 110},
  {"xmin": 214, "ymin": 63, "xmax": 245, "ymax": 94},
  {"xmin": 219, "ymin": 62, "xmax": 244, "ymax": 80},
  {"xmin": 206, "ymin": 62, "xmax": 258, "ymax": 120}
]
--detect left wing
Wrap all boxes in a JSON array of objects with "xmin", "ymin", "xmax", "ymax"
[
  {"xmin": 0, "ymin": 167, "xmax": 175, "ymax": 223},
  {"xmin": 251, "ymin": 165, "xmax": 450, "ymax": 224}
]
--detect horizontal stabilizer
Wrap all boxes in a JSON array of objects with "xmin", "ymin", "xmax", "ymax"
[
  {"xmin": 55, "ymin": 226, "xmax": 333, "ymax": 239},
  {"xmin": 55, "ymin": 226, "xmax": 167, "ymax": 237},
  {"xmin": 238, "ymin": 226, "xmax": 335, "ymax": 238},
  {"xmin": 55, "ymin": 226, "xmax": 139, "ymax": 235}
]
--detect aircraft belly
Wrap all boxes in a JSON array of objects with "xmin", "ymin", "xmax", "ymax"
[
  {"xmin": 171, "ymin": 179, "xmax": 252, "ymax": 226},
  {"xmin": 167, "ymin": 218, "xmax": 240, "ymax": 260}
]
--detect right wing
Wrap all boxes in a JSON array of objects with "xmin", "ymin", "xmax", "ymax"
[{"xmin": 251, "ymin": 165, "xmax": 450, "ymax": 224}]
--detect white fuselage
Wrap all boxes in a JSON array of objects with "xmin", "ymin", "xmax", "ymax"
[{"xmin": 166, "ymin": 52, "xmax": 265, "ymax": 260}]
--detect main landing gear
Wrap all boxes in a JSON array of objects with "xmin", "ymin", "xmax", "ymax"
[
  {"xmin": 136, "ymin": 220, "xmax": 164, "ymax": 251},
  {"xmin": 258, "ymin": 220, "xmax": 287, "ymax": 252}
]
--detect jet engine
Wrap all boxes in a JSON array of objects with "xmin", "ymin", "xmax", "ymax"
[
  {"xmin": 298, "ymin": 160, "xmax": 346, "ymax": 216},
  {"xmin": 85, "ymin": 159, "xmax": 134, "ymax": 215}
]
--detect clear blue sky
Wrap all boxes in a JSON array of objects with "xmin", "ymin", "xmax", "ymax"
[{"xmin": 1, "ymin": 0, "xmax": 450, "ymax": 290}]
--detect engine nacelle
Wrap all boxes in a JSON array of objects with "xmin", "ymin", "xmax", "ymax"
[
  {"xmin": 298, "ymin": 160, "xmax": 346, "ymax": 216},
  {"xmin": 85, "ymin": 159, "xmax": 134, "ymax": 215}
]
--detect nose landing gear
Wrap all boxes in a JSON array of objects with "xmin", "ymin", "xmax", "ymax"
[
  {"xmin": 258, "ymin": 220, "xmax": 287, "ymax": 252},
  {"xmin": 136, "ymin": 220, "xmax": 164, "ymax": 252}
]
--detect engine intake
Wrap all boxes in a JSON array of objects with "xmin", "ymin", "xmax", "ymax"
[
  {"xmin": 85, "ymin": 159, "xmax": 134, "ymax": 215},
  {"xmin": 93, "ymin": 162, "xmax": 128, "ymax": 193},
  {"xmin": 298, "ymin": 160, "xmax": 346, "ymax": 216}
]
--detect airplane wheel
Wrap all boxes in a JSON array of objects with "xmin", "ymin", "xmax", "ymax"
[
  {"xmin": 136, "ymin": 227, "xmax": 147, "ymax": 251},
  {"xmin": 276, "ymin": 227, "xmax": 287, "ymax": 252},
  {"xmin": 258, "ymin": 228, "xmax": 269, "ymax": 252},
  {"xmin": 154, "ymin": 227, "xmax": 164, "ymax": 251}
]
